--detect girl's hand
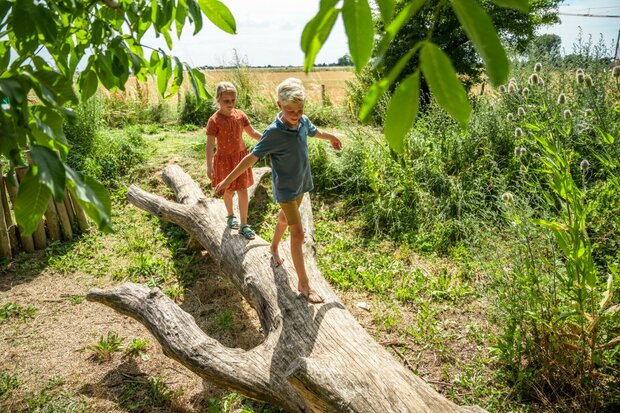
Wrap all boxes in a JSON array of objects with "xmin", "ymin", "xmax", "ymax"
[
  {"xmin": 215, "ymin": 180, "xmax": 229, "ymax": 195},
  {"xmin": 207, "ymin": 165, "xmax": 214, "ymax": 181}
]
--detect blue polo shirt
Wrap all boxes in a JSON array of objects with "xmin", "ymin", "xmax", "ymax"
[{"xmin": 252, "ymin": 113, "xmax": 318, "ymax": 202}]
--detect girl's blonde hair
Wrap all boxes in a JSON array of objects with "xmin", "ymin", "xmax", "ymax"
[
  {"xmin": 276, "ymin": 78, "xmax": 305, "ymax": 104},
  {"xmin": 215, "ymin": 81, "xmax": 237, "ymax": 99}
]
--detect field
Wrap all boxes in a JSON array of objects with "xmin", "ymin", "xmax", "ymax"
[{"xmin": 202, "ymin": 67, "xmax": 355, "ymax": 105}]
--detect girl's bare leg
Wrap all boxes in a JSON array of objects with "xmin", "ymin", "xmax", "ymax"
[
  {"xmin": 223, "ymin": 189, "xmax": 234, "ymax": 216},
  {"xmin": 237, "ymin": 188, "xmax": 249, "ymax": 226},
  {"xmin": 270, "ymin": 210, "xmax": 287, "ymax": 266}
]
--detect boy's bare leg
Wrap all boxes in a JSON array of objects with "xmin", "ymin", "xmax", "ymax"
[
  {"xmin": 223, "ymin": 189, "xmax": 235, "ymax": 216},
  {"xmin": 270, "ymin": 210, "xmax": 287, "ymax": 266},
  {"xmin": 289, "ymin": 223, "xmax": 323, "ymax": 303},
  {"xmin": 237, "ymin": 188, "xmax": 249, "ymax": 225}
]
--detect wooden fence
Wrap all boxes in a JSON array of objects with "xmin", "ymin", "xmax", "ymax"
[{"xmin": 0, "ymin": 163, "xmax": 88, "ymax": 259}]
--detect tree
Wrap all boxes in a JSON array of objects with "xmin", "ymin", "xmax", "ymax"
[
  {"xmin": 88, "ymin": 164, "xmax": 488, "ymax": 412},
  {"xmin": 0, "ymin": 0, "xmax": 231, "ymax": 235},
  {"xmin": 336, "ymin": 54, "xmax": 353, "ymax": 66},
  {"xmin": 526, "ymin": 33, "xmax": 562, "ymax": 61}
]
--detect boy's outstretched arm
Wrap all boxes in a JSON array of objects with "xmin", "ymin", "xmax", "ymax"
[
  {"xmin": 215, "ymin": 153, "xmax": 259, "ymax": 195},
  {"xmin": 244, "ymin": 125, "xmax": 263, "ymax": 141},
  {"xmin": 314, "ymin": 129, "xmax": 342, "ymax": 150}
]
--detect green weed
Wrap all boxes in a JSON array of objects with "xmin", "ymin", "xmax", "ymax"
[
  {"xmin": 88, "ymin": 332, "xmax": 124, "ymax": 362},
  {"xmin": 0, "ymin": 302, "xmax": 36, "ymax": 322}
]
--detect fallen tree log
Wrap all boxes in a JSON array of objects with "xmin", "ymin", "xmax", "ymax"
[{"xmin": 87, "ymin": 164, "xmax": 486, "ymax": 413}]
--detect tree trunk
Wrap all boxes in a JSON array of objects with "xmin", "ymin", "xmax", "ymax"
[{"xmin": 87, "ymin": 165, "xmax": 486, "ymax": 413}]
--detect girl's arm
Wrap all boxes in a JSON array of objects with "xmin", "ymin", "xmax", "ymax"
[
  {"xmin": 314, "ymin": 129, "xmax": 342, "ymax": 150},
  {"xmin": 244, "ymin": 124, "xmax": 262, "ymax": 141},
  {"xmin": 215, "ymin": 153, "xmax": 259, "ymax": 195},
  {"xmin": 206, "ymin": 135, "xmax": 216, "ymax": 180}
]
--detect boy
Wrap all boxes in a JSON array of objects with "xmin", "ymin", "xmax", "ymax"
[{"xmin": 215, "ymin": 78, "xmax": 342, "ymax": 304}]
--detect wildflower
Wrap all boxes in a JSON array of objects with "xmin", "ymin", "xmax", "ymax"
[
  {"xmin": 507, "ymin": 112, "xmax": 514, "ymax": 121},
  {"xmin": 534, "ymin": 62, "xmax": 542, "ymax": 72},
  {"xmin": 613, "ymin": 66, "xmax": 620, "ymax": 78},
  {"xmin": 502, "ymin": 192, "xmax": 514, "ymax": 203},
  {"xmin": 522, "ymin": 87, "xmax": 529, "ymax": 97},
  {"xmin": 580, "ymin": 159, "xmax": 590, "ymax": 171},
  {"xmin": 557, "ymin": 93, "xmax": 566, "ymax": 105},
  {"xmin": 584, "ymin": 75, "xmax": 593, "ymax": 88},
  {"xmin": 517, "ymin": 107, "xmax": 526, "ymax": 117},
  {"xmin": 514, "ymin": 127, "xmax": 523, "ymax": 138},
  {"xmin": 563, "ymin": 109, "xmax": 572, "ymax": 120},
  {"xmin": 498, "ymin": 85, "xmax": 507, "ymax": 93}
]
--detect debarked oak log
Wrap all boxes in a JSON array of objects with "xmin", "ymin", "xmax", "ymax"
[{"xmin": 87, "ymin": 164, "xmax": 487, "ymax": 413}]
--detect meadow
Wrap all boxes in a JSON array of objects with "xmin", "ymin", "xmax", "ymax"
[{"xmin": 0, "ymin": 57, "xmax": 619, "ymax": 413}]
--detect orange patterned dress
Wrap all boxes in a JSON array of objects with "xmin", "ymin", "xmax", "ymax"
[{"xmin": 206, "ymin": 109, "xmax": 254, "ymax": 190}]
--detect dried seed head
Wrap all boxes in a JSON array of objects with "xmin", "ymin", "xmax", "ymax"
[
  {"xmin": 528, "ymin": 73, "xmax": 539, "ymax": 85},
  {"xmin": 522, "ymin": 87, "xmax": 529, "ymax": 97},
  {"xmin": 508, "ymin": 83, "xmax": 517, "ymax": 93},
  {"xmin": 507, "ymin": 112, "xmax": 514, "ymax": 121},
  {"xmin": 584, "ymin": 75, "xmax": 593, "ymax": 88},
  {"xmin": 518, "ymin": 107, "xmax": 526, "ymax": 117},
  {"xmin": 534, "ymin": 62, "xmax": 542, "ymax": 72},
  {"xmin": 499, "ymin": 85, "xmax": 507, "ymax": 93},
  {"xmin": 613, "ymin": 66, "xmax": 620, "ymax": 78},
  {"xmin": 515, "ymin": 127, "xmax": 523, "ymax": 138},
  {"xmin": 580, "ymin": 159, "xmax": 590, "ymax": 171},
  {"xmin": 563, "ymin": 109, "xmax": 572, "ymax": 120},
  {"xmin": 502, "ymin": 192, "xmax": 514, "ymax": 203}
]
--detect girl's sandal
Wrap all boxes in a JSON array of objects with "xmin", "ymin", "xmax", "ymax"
[
  {"xmin": 226, "ymin": 215, "xmax": 240, "ymax": 229},
  {"xmin": 239, "ymin": 224, "xmax": 256, "ymax": 240}
]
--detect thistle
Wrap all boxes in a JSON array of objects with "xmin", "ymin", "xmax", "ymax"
[
  {"xmin": 580, "ymin": 159, "xmax": 590, "ymax": 171},
  {"xmin": 507, "ymin": 112, "xmax": 514, "ymax": 121},
  {"xmin": 534, "ymin": 62, "xmax": 542, "ymax": 73},
  {"xmin": 517, "ymin": 107, "xmax": 526, "ymax": 117},
  {"xmin": 585, "ymin": 108, "xmax": 593, "ymax": 116},
  {"xmin": 563, "ymin": 109, "xmax": 572, "ymax": 120},
  {"xmin": 576, "ymin": 71, "xmax": 585, "ymax": 84},
  {"xmin": 584, "ymin": 75, "xmax": 593, "ymax": 88},
  {"xmin": 522, "ymin": 87, "xmax": 529, "ymax": 97},
  {"xmin": 557, "ymin": 93, "xmax": 566, "ymax": 105},
  {"xmin": 508, "ymin": 83, "xmax": 517, "ymax": 93},
  {"xmin": 499, "ymin": 85, "xmax": 507, "ymax": 93},
  {"xmin": 515, "ymin": 127, "xmax": 523, "ymax": 138},
  {"xmin": 613, "ymin": 66, "xmax": 620, "ymax": 78},
  {"xmin": 502, "ymin": 192, "xmax": 514, "ymax": 203},
  {"xmin": 514, "ymin": 147, "xmax": 527, "ymax": 156},
  {"xmin": 528, "ymin": 73, "xmax": 539, "ymax": 85}
]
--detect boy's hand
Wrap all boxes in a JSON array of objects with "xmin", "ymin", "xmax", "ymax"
[
  {"xmin": 215, "ymin": 180, "xmax": 229, "ymax": 195},
  {"xmin": 330, "ymin": 136, "xmax": 342, "ymax": 150}
]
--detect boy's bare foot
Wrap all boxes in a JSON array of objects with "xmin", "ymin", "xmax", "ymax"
[
  {"xmin": 270, "ymin": 247, "xmax": 284, "ymax": 267},
  {"xmin": 299, "ymin": 284, "xmax": 324, "ymax": 304}
]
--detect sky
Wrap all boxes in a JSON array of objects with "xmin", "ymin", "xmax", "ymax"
[
  {"xmin": 142, "ymin": 0, "xmax": 620, "ymax": 68},
  {"xmin": 538, "ymin": 0, "xmax": 620, "ymax": 56}
]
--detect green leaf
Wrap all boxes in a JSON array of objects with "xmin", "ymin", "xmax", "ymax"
[
  {"xmin": 29, "ymin": 106, "xmax": 68, "ymax": 154},
  {"xmin": 489, "ymin": 0, "xmax": 529, "ymax": 13},
  {"xmin": 65, "ymin": 166, "xmax": 112, "ymax": 233},
  {"xmin": 78, "ymin": 68, "xmax": 99, "ymax": 101},
  {"xmin": 156, "ymin": 55, "xmax": 172, "ymax": 96},
  {"xmin": 14, "ymin": 170, "xmax": 52, "ymax": 236},
  {"xmin": 375, "ymin": 0, "xmax": 425, "ymax": 61},
  {"xmin": 420, "ymin": 42, "xmax": 471, "ymax": 129},
  {"xmin": 376, "ymin": 0, "xmax": 394, "ymax": 23},
  {"xmin": 301, "ymin": 3, "xmax": 339, "ymax": 73},
  {"xmin": 342, "ymin": 0, "xmax": 374, "ymax": 71},
  {"xmin": 176, "ymin": 0, "xmax": 188, "ymax": 38},
  {"xmin": 29, "ymin": 144, "xmax": 66, "ymax": 202},
  {"xmin": 186, "ymin": 0, "xmax": 203, "ymax": 34},
  {"xmin": 450, "ymin": 0, "xmax": 509, "ymax": 86},
  {"xmin": 197, "ymin": 0, "xmax": 236, "ymax": 34},
  {"xmin": 384, "ymin": 72, "xmax": 420, "ymax": 153}
]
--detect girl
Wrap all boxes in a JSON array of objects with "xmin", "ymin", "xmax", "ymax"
[{"xmin": 206, "ymin": 81, "xmax": 262, "ymax": 239}]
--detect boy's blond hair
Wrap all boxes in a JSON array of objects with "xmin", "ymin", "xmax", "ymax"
[
  {"xmin": 215, "ymin": 81, "xmax": 237, "ymax": 99},
  {"xmin": 276, "ymin": 78, "xmax": 305, "ymax": 104}
]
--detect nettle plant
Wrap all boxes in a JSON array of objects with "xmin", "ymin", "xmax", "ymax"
[{"xmin": 492, "ymin": 63, "xmax": 620, "ymax": 408}]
